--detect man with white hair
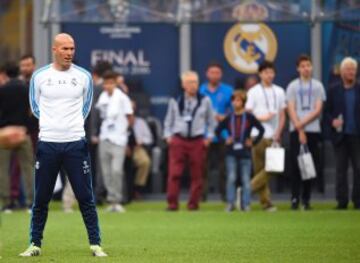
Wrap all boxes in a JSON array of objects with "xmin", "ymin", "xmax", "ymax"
[
  {"xmin": 164, "ymin": 71, "xmax": 216, "ymax": 211},
  {"xmin": 325, "ymin": 57, "xmax": 360, "ymax": 210}
]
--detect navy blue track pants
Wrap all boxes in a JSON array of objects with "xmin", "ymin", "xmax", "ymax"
[{"xmin": 30, "ymin": 139, "xmax": 101, "ymax": 247}]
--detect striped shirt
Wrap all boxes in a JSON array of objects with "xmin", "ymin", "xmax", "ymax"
[{"xmin": 29, "ymin": 63, "xmax": 93, "ymax": 142}]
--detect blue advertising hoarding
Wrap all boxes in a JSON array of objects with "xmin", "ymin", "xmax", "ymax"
[
  {"xmin": 61, "ymin": 22, "xmax": 311, "ymax": 120},
  {"xmin": 192, "ymin": 23, "xmax": 311, "ymax": 89},
  {"xmin": 62, "ymin": 23, "xmax": 179, "ymax": 120},
  {"xmin": 322, "ymin": 21, "xmax": 360, "ymax": 85}
]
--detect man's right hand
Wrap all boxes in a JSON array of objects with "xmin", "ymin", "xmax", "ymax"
[
  {"xmin": 294, "ymin": 120, "xmax": 304, "ymax": 131},
  {"xmin": 298, "ymin": 130, "xmax": 307, "ymax": 145},
  {"xmin": 258, "ymin": 112, "xmax": 276, "ymax": 122},
  {"xmin": 125, "ymin": 146, "xmax": 132, "ymax": 157},
  {"xmin": 332, "ymin": 118, "xmax": 343, "ymax": 129},
  {"xmin": 225, "ymin": 137, "xmax": 233, "ymax": 145},
  {"xmin": 91, "ymin": 136, "xmax": 99, "ymax": 144},
  {"xmin": 166, "ymin": 137, "xmax": 172, "ymax": 145}
]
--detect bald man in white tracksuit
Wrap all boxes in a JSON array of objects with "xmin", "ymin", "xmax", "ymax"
[{"xmin": 20, "ymin": 33, "xmax": 107, "ymax": 257}]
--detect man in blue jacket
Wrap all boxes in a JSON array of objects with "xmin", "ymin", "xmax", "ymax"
[{"xmin": 199, "ymin": 62, "xmax": 233, "ymax": 201}]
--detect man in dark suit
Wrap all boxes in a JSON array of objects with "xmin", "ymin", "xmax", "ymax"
[
  {"xmin": 0, "ymin": 62, "xmax": 34, "ymax": 212},
  {"xmin": 325, "ymin": 57, "xmax": 360, "ymax": 210}
]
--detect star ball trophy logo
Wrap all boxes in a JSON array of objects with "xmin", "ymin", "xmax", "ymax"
[{"xmin": 223, "ymin": 23, "xmax": 278, "ymax": 74}]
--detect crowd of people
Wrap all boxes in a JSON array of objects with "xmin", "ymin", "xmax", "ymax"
[
  {"xmin": 0, "ymin": 56, "xmax": 154, "ymax": 214},
  {"xmin": 0, "ymin": 52, "xmax": 359, "ymax": 214},
  {"xmin": 163, "ymin": 55, "xmax": 360, "ymax": 212}
]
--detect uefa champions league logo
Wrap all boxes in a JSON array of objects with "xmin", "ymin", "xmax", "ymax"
[{"xmin": 224, "ymin": 23, "xmax": 278, "ymax": 74}]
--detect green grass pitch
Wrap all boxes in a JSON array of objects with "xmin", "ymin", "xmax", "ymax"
[{"xmin": 1, "ymin": 202, "xmax": 360, "ymax": 262}]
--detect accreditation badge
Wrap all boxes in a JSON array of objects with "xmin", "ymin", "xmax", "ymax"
[{"xmin": 233, "ymin": 143, "xmax": 244, "ymax": 150}]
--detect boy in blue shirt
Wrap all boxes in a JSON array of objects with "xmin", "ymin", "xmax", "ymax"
[{"xmin": 216, "ymin": 90, "xmax": 264, "ymax": 211}]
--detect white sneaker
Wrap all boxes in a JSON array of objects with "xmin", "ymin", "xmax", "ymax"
[
  {"xmin": 90, "ymin": 245, "xmax": 108, "ymax": 257},
  {"xmin": 225, "ymin": 204, "xmax": 235, "ymax": 212},
  {"xmin": 113, "ymin": 204, "xmax": 126, "ymax": 213},
  {"xmin": 63, "ymin": 208, "xmax": 74, "ymax": 213},
  {"xmin": 19, "ymin": 243, "xmax": 41, "ymax": 257},
  {"xmin": 264, "ymin": 205, "xmax": 277, "ymax": 212},
  {"xmin": 105, "ymin": 205, "xmax": 113, "ymax": 212},
  {"xmin": 242, "ymin": 206, "xmax": 251, "ymax": 212},
  {"xmin": 106, "ymin": 204, "xmax": 126, "ymax": 213},
  {"xmin": 3, "ymin": 208, "xmax": 13, "ymax": 214}
]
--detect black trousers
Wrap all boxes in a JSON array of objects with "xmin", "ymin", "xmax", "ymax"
[
  {"xmin": 290, "ymin": 131, "xmax": 321, "ymax": 205},
  {"xmin": 334, "ymin": 135, "xmax": 360, "ymax": 208},
  {"xmin": 203, "ymin": 142, "xmax": 226, "ymax": 201}
]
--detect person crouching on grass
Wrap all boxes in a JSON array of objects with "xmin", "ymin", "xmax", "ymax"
[{"xmin": 216, "ymin": 91, "xmax": 264, "ymax": 212}]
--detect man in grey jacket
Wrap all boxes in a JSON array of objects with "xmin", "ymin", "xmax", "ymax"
[{"xmin": 164, "ymin": 71, "xmax": 216, "ymax": 211}]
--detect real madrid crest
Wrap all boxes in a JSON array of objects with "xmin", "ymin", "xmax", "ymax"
[{"xmin": 224, "ymin": 23, "xmax": 278, "ymax": 74}]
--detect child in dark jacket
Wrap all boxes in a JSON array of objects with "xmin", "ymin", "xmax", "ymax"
[{"xmin": 216, "ymin": 90, "xmax": 264, "ymax": 211}]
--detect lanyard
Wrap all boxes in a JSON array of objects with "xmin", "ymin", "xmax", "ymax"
[
  {"xmin": 178, "ymin": 95, "xmax": 201, "ymax": 119},
  {"xmin": 261, "ymin": 84, "xmax": 277, "ymax": 112},
  {"xmin": 231, "ymin": 113, "xmax": 247, "ymax": 143},
  {"xmin": 177, "ymin": 93, "xmax": 203, "ymax": 138},
  {"xmin": 299, "ymin": 79, "xmax": 312, "ymax": 110},
  {"xmin": 184, "ymin": 100, "xmax": 193, "ymax": 116}
]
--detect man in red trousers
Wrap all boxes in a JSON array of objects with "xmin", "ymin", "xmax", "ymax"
[{"xmin": 164, "ymin": 71, "xmax": 216, "ymax": 211}]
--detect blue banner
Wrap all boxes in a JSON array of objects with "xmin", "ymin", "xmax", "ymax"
[
  {"xmin": 192, "ymin": 23, "xmax": 311, "ymax": 89},
  {"xmin": 62, "ymin": 23, "xmax": 179, "ymax": 120},
  {"xmin": 322, "ymin": 21, "xmax": 360, "ymax": 85},
  {"xmin": 62, "ymin": 22, "xmax": 311, "ymax": 120}
]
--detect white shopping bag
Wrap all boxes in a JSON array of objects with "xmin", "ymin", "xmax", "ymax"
[
  {"xmin": 265, "ymin": 142, "xmax": 285, "ymax": 173},
  {"xmin": 297, "ymin": 144, "xmax": 316, "ymax": 180},
  {"xmin": 53, "ymin": 173, "xmax": 63, "ymax": 193}
]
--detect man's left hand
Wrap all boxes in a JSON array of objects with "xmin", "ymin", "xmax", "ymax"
[
  {"xmin": 203, "ymin": 138, "xmax": 212, "ymax": 147},
  {"xmin": 245, "ymin": 138, "xmax": 253, "ymax": 147},
  {"xmin": 273, "ymin": 132, "xmax": 282, "ymax": 143},
  {"xmin": 215, "ymin": 114, "xmax": 226, "ymax": 122}
]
